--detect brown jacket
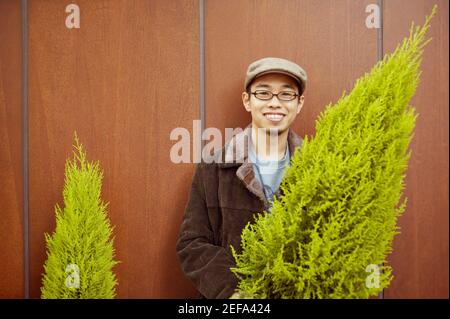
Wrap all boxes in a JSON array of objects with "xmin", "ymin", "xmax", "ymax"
[{"xmin": 175, "ymin": 126, "xmax": 303, "ymax": 299}]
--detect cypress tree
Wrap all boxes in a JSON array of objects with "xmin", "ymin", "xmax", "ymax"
[
  {"xmin": 231, "ymin": 6, "xmax": 437, "ymax": 299},
  {"xmin": 41, "ymin": 133, "xmax": 119, "ymax": 298}
]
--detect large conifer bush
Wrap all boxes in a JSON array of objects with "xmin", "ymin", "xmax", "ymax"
[
  {"xmin": 231, "ymin": 7, "xmax": 436, "ymax": 299},
  {"xmin": 41, "ymin": 133, "xmax": 119, "ymax": 298}
]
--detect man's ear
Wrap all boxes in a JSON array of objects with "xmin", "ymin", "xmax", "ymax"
[
  {"xmin": 242, "ymin": 91, "xmax": 251, "ymax": 112},
  {"xmin": 296, "ymin": 95, "xmax": 305, "ymax": 114}
]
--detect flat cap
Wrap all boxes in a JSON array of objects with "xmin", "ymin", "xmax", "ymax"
[{"xmin": 244, "ymin": 57, "xmax": 307, "ymax": 93}]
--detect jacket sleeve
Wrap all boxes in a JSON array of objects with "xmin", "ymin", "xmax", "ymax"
[{"xmin": 176, "ymin": 164, "xmax": 238, "ymax": 299}]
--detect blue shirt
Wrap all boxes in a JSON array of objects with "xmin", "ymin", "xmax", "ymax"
[{"xmin": 248, "ymin": 139, "xmax": 290, "ymax": 203}]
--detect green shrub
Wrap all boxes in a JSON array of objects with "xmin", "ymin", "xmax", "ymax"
[
  {"xmin": 231, "ymin": 6, "xmax": 436, "ymax": 299},
  {"xmin": 41, "ymin": 133, "xmax": 119, "ymax": 298}
]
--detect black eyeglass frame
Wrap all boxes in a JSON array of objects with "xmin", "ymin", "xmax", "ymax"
[{"xmin": 250, "ymin": 90, "xmax": 300, "ymax": 101}]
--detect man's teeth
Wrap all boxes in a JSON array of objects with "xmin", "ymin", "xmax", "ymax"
[{"xmin": 265, "ymin": 114, "xmax": 284, "ymax": 121}]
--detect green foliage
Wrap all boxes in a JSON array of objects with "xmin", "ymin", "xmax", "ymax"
[
  {"xmin": 231, "ymin": 7, "xmax": 437, "ymax": 299},
  {"xmin": 41, "ymin": 133, "xmax": 119, "ymax": 298}
]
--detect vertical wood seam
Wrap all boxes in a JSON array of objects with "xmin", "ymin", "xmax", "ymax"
[{"xmin": 21, "ymin": 0, "xmax": 29, "ymax": 299}]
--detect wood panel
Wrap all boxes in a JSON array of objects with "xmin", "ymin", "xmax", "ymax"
[
  {"xmin": 28, "ymin": 0, "xmax": 198, "ymax": 298},
  {"xmin": 383, "ymin": 0, "xmax": 449, "ymax": 299},
  {"xmin": 205, "ymin": 0, "xmax": 378, "ymax": 142},
  {"xmin": 204, "ymin": 0, "xmax": 377, "ymax": 298},
  {"xmin": 0, "ymin": 0, "xmax": 24, "ymax": 298}
]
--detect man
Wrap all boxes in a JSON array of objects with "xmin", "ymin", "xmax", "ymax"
[{"xmin": 176, "ymin": 57, "xmax": 307, "ymax": 299}]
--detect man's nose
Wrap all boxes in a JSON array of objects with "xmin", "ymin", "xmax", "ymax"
[{"xmin": 268, "ymin": 95, "xmax": 282, "ymax": 107}]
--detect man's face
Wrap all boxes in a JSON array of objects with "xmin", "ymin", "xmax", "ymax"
[{"xmin": 242, "ymin": 73, "xmax": 305, "ymax": 134}]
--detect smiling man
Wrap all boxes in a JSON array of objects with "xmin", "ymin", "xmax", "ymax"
[{"xmin": 176, "ymin": 57, "xmax": 307, "ymax": 299}]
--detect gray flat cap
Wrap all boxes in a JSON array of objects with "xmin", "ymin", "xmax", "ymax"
[{"xmin": 244, "ymin": 57, "xmax": 307, "ymax": 92}]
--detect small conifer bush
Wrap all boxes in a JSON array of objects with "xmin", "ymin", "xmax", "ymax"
[
  {"xmin": 231, "ymin": 7, "xmax": 437, "ymax": 299},
  {"xmin": 41, "ymin": 133, "xmax": 119, "ymax": 298}
]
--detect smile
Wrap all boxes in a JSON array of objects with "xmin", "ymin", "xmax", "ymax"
[{"xmin": 264, "ymin": 113, "xmax": 285, "ymax": 122}]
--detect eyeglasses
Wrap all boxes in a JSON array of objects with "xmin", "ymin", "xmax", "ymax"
[{"xmin": 251, "ymin": 90, "xmax": 299, "ymax": 101}]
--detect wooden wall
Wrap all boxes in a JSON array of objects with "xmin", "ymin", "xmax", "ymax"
[
  {"xmin": 27, "ymin": 0, "xmax": 199, "ymax": 298},
  {"xmin": 0, "ymin": 0, "xmax": 24, "ymax": 298},
  {"xmin": 0, "ymin": 0, "xmax": 447, "ymax": 298},
  {"xmin": 383, "ymin": 0, "xmax": 449, "ymax": 299}
]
